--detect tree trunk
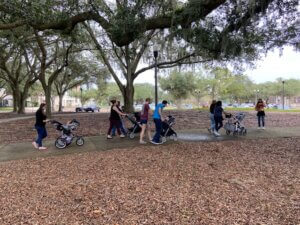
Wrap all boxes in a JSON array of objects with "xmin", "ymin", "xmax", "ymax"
[
  {"xmin": 58, "ymin": 93, "xmax": 64, "ymax": 112},
  {"xmin": 44, "ymin": 87, "xmax": 52, "ymax": 117},
  {"xmin": 17, "ymin": 93, "xmax": 27, "ymax": 114},
  {"xmin": 12, "ymin": 89, "xmax": 19, "ymax": 113},
  {"xmin": 123, "ymin": 83, "xmax": 134, "ymax": 112}
]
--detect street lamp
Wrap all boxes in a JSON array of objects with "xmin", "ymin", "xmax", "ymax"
[
  {"xmin": 153, "ymin": 46, "xmax": 158, "ymax": 106},
  {"xmin": 255, "ymin": 89, "xmax": 260, "ymax": 103},
  {"xmin": 80, "ymin": 87, "xmax": 83, "ymax": 107},
  {"xmin": 282, "ymin": 81, "xmax": 285, "ymax": 110}
]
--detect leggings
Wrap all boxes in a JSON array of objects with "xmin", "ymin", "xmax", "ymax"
[
  {"xmin": 107, "ymin": 119, "xmax": 121, "ymax": 135},
  {"xmin": 214, "ymin": 116, "xmax": 223, "ymax": 132}
]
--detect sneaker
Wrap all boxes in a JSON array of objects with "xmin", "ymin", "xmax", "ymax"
[
  {"xmin": 150, "ymin": 140, "xmax": 162, "ymax": 145},
  {"xmin": 32, "ymin": 142, "xmax": 38, "ymax": 149},
  {"xmin": 120, "ymin": 134, "xmax": 125, "ymax": 138},
  {"xmin": 107, "ymin": 135, "xmax": 113, "ymax": 139},
  {"xmin": 38, "ymin": 146, "xmax": 47, "ymax": 150},
  {"xmin": 139, "ymin": 140, "xmax": 147, "ymax": 144},
  {"xmin": 214, "ymin": 131, "xmax": 221, "ymax": 137},
  {"xmin": 262, "ymin": 127, "xmax": 265, "ymax": 130}
]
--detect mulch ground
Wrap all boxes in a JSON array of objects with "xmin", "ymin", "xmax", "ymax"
[{"xmin": 0, "ymin": 138, "xmax": 299, "ymax": 224}]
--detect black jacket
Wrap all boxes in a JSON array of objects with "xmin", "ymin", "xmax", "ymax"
[{"xmin": 35, "ymin": 109, "xmax": 47, "ymax": 127}]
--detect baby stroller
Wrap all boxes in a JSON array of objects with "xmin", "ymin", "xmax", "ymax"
[
  {"xmin": 126, "ymin": 112, "xmax": 142, "ymax": 139},
  {"xmin": 223, "ymin": 112, "xmax": 247, "ymax": 136},
  {"xmin": 161, "ymin": 115, "xmax": 178, "ymax": 143},
  {"xmin": 51, "ymin": 119, "xmax": 84, "ymax": 149}
]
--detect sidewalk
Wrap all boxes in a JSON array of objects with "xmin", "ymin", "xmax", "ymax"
[{"xmin": 1, "ymin": 127, "xmax": 300, "ymax": 163}]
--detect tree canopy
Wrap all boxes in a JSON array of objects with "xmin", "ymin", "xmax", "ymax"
[{"xmin": 0, "ymin": 0, "xmax": 299, "ymax": 112}]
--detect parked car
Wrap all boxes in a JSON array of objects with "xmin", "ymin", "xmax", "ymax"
[
  {"xmin": 76, "ymin": 105, "xmax": 100, "ymax": 112},
  {"xmin": 240, "ymin": 103, "xmax": 254, "ymax": 108},
  {"xmin": 182, "ymin": 104, "xmax": 193, "ymax": 109}
]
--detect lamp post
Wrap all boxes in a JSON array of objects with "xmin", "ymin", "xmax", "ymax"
[
  {"xmin": 153, "ymin": 47, "xmax": 158, "ymax": 106},
  {"xmin": 255, "ymin": 89, "xmax": 260, "ymax": 103},
  {"xmin": 282, "ymin": 81, "xmax": 285, "ymax": 110},
  {"xmin": 80, "ymin": 87, "xmax": 83, "ymax": 107}
]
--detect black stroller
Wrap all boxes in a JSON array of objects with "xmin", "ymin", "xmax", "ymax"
[
  {"xmin": 51, "ymin": 119, "xmax": 84, "ymax": 149},
  {"xmin": 126, "ymin": 112, "xmax": 142, "ymax": 139},
  {"xmin": 161, "ymin": 115, "xmax": 178, "ymax": 143}
]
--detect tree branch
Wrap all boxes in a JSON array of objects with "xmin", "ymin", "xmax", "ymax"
[
  {"xmin": 84, "ymin": 22, "xmax": 125, "ymax": 92},
  {"xmin": 134, "ymin": 53, "xmax": 195, "ymax": 78}
]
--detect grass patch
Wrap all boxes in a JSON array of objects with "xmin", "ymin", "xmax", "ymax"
[{"xmin": 0, "ymin": 107, "xmax": 13, "ymax": 112}]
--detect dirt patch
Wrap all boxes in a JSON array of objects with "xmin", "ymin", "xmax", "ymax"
[{"xmin": 0, "ymin": 138, "xmax": 299, "ymax": 224}]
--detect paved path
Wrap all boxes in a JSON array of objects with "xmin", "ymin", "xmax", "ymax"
[{"xmin": 1, "ymin": 127, "xmax": 300, "ymax": 163}]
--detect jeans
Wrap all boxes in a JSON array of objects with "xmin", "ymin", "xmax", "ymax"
[
  {"xmin": 258, "ymin": 115, "xmax": 265, "ymax": 127},
  {"xmin": 214, "ymin": 116, "xmax": 223, "ymax": 132},
  {"xmin": 210, "ymin": 113, "xmax": 215, "ymax": 131},
  {"xmin": 152, "ymin": 119, "xmax": 162, "ymax": 143},
  {"xmin": 35, "ymin": 125, "xmax": 47, "ymax": 147}
]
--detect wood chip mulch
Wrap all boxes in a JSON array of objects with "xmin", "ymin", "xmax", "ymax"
[{"xmin": 0, "ymin": 138, "xmax": 299, "ymax": 225}]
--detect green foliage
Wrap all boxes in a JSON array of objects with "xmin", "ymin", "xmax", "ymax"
[
  {"xmin": 69, "ymin": 89, "xmax": 96, "ymax": 106},
  {"xmin": 134, "ymin": 83, "xmax": 154, "ymax": 103},
  {"xmin": 159, "ymin": 71, "xmax": 197, "ymax": 101}
]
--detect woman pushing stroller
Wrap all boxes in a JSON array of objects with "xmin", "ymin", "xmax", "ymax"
[
  {"xmin": 213, "ymin": 101, "xmax": 230, "ymax": 137},
  {"xmin": 107, "ymin": 100, "xmax": 127, "ymax": 139}
]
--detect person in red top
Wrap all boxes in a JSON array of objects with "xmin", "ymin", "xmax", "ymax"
[
  {"xmin": 255, "ymin": 98, "xmax": 266, "ymax": 129},
  {"xmin": 139, "ymin": 98, "xmax": 152, "ymax": 144}
]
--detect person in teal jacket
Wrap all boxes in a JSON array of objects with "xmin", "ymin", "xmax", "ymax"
[{"xmin": 151, "ymin": 100, "xmax": 168, "ymax": 144}]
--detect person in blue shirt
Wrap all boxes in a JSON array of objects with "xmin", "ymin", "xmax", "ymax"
[{"xmin": 151, "ymin": 100, "xmax": 168, "ymax": 144}]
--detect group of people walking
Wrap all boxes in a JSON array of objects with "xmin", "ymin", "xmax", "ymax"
[
  {"xmin": 32, "ymin": 97, "xmax": 266, "ymax": 149},
  {"xmin": 107, "ymin": 98, "xmax": 168, "ymax": 145},
  {"xmin": 208, "ymin": 99, "xmax": 266, "ymax": 137}
]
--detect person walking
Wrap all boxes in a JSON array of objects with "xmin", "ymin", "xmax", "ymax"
[
  {"xmin": 255, "ymin": 98, "xmax": 266, "ymax": 129},
  {"xmin": 208, "ymin": 100, "xmax": 216, "ymax": 134},
  {"xmin": 213, "ymin": 101, "xmax": 229, "ymax": 137},
  {"xmin": 151, "ymin": 100, "xmax": 168, "ymax": 145},
  {"xmin": 139, "ymin": 98, "xmax": 152, "ymax": 144},
  {"xmin": 32, "ymin": 103, "xmax": 49, "ymax": 150},
  {"xmin": 111, "ymin": 101, "xmax": 127, "ymax": 136},
  {"xmin": 107, "ymin": 100, "xmax": 127, "ymax": 139}
]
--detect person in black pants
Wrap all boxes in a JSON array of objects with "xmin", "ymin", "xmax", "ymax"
[
  {"xmin": 32, "ymin": 103, "xmax": 49, "ymax": 150},
  {"xmin": 213, "ymin": 101, "xmax": 229, "ymax": 136},
  {"xmin": 107, "ymin": 100, "xmax": 127, "ymax": 139}
]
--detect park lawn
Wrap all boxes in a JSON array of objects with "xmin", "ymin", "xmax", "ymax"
[{"xmin": 0, "ymin": 107, "xmax": 13, "ymax": 112}]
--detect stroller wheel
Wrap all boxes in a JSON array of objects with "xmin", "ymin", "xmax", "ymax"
[
  {"xmin": 226, "ymin": 130, "xmax": 231, "ymax": 135},
  {"xmin": 76, "ymin": 137, "xmax": 84, "ymax": 146},
  {"xmin": 242, "ymin": 129, "xmax": 247, "ymax": 136},
  {"xmin": 55, "ymin": 138, "xmax": 67, "ymax": 149},
  {"xmin": 172, "ymin": 134, "xmax": 178, "ymax": 141},
  {"xmin": 162, "ymin": 136, "xmax": 167, "ymax": 143},
  {"xmin": 233, "ymin": 131, "xmax": 238, "ymax": 136},
  {"xmin": 129, "ymin": 133, "xmax": 135, "ymax": 139}
]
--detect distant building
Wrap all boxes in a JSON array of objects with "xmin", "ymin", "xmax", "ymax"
[{"xmin": 0, "ymin": 89, "xmax": 13, "ymax": 107}]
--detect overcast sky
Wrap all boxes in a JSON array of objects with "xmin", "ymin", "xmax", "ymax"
[
  {"xmin": 134, "ymin": 46, "xmax": 300, "ymax": 84},
  {"xmin": 245, "ymin": 46, "xmax": 300, "ymax": 83}
]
